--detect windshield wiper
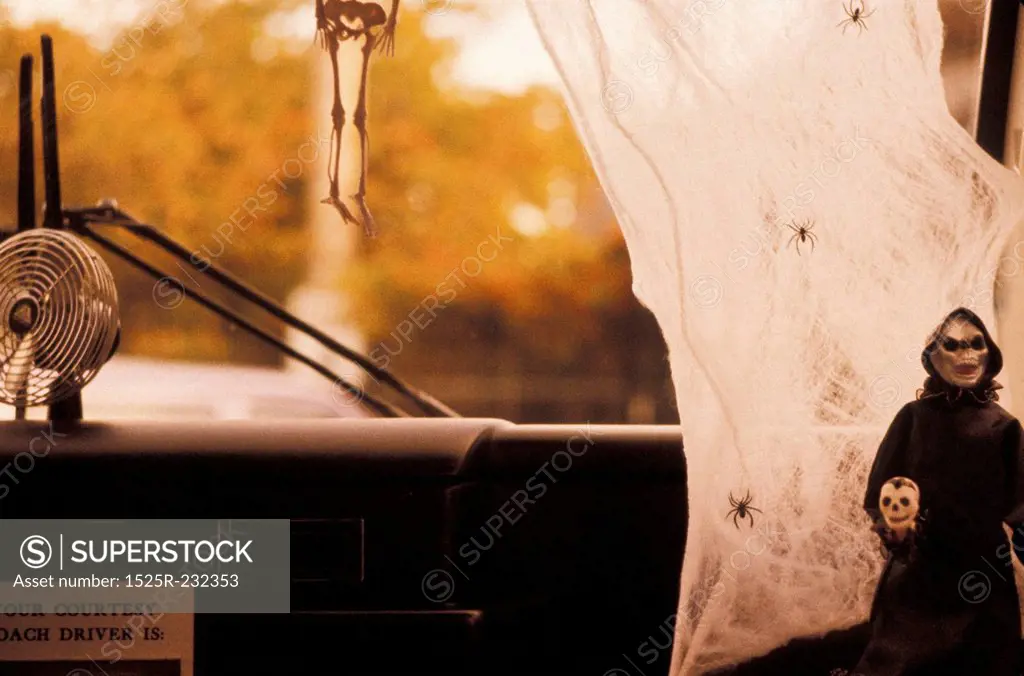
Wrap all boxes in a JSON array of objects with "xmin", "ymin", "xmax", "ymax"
[
  {"xmin": 9, "ymin": 33, "xmax": 455, "ymax": 420},
  {"xmin": 63, "ymin": 204, "xmax": 459, "ymax": 419}
]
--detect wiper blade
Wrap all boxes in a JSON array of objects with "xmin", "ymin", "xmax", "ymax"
[
  {"xmin": 64, "ymin": 204, "xmax": 458, "ymax": 418},
  {"xmin": 69, "ymin": 218, "xmax": 407, "ymax": 419}
]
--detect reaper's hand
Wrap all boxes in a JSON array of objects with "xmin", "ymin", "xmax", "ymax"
[
  {"xmin": 875, "ymin": 523, "xmax": 919, "ymax": 560},
  {"xmin": 871, "ymin": 520, "xmax": 899, "ymax": 549},
  {"xmin": 871, "ymin": 518, "xmax": 917, "ymax": 557}
]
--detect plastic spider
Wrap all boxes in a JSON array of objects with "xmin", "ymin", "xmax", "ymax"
[
  {"xmin": 726, "ymin": 490, "xmax": 763, "ymax": 529},
  {"xmin": 838, "ymin": 0, "xmax": 875, "ymax": 35},
  {"xmin": 786, "ymin": 219, "xmax": 817, "ymax": 255}
]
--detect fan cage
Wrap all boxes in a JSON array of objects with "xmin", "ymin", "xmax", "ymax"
[{"xmin": 0, "ymin": 229, "xmax": 119, "ymax": 407}]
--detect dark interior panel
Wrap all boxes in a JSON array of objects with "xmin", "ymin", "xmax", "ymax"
[{"xmin": 0, "ymin": 419, "xmax": 687, "ymax": 675}]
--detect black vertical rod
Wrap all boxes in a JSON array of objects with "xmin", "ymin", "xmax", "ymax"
[
  {"xmin": 17, "ymin": 55, "xmax": 35, "ymax": 233},
  {"xmin": 40, "ymin": 35, "xmax": 63, "ymax": 230},
  {"xmin": 975, "ymin": 0, "xmax": 1020, "ymax": 162},
  {"xmin": 13, "ymin": 55, "xmax": 33, "ymax": 420},
  {"xmin": 39, "ymin": 36, "xmax": 82, "ymax": 424}
]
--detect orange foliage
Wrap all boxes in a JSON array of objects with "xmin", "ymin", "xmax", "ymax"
[{"xmin": 0, "ymin": 0, "xmax": 637, "ymax": 368}]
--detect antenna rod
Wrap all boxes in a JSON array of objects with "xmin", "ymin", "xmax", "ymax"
[
  {"xmin": 17, "ymin": 55, "xmax": 35, "ymax": 233},
  {"xmin": 40, "ymin": 35, "xmax": 63, "ymax": 230},
  {"xmin": 40, "ymin": 35, "xmax": 82, "ymax": 425},
  {"xmin": 13, "ymin": 54, "xmax": 36, "ymax": 421}
]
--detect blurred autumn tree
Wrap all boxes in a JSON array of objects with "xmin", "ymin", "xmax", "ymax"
[
  {"xmin": 0, "ymin": 0, "xmax": 676, "ymax": 422},
  {"xmin": 0, "ymin": 0, "xmax": 318, "ymax": 362}
]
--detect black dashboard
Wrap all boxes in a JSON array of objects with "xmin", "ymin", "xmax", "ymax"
[{"xmin": 0, "ymin": 419, "xmax": 687, "ymax": 675}]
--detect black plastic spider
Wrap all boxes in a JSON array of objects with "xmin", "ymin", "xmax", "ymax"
[
  {"xmin": 726, "ymin": 490, "xmax": 763, "ymax": 529},
  {"xmin": 838, "ymin": 0, "xmax": 875, "ymax": 35},
  {"xmin": 786, "ymin": 219, "xmax": 817, "ymax": 255}
]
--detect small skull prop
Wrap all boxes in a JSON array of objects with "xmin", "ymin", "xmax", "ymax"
[
  {"xmin": 879, "ymin": 477, "xmax": 920, "ymax": 541},
  {"xmin": 928, "ymin": 319, "xmax": 988, "ymax": 389}
]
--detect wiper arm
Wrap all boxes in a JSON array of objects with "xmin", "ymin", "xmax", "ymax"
[{"xmin": 64, "ymin": 204, "xmax": 457, "ymax": 418}]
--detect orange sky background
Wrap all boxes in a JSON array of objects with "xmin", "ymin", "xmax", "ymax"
[{"xmin": 1, "ymin": 0, "xmax": 561, "ymax": 93}]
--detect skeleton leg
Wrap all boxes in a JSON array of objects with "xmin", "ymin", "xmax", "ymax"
[
  {"xmin": 325, "ymin": 31, "xmax": 378, "ymax": 238},
  {"xmin": 350, "ymin": 33, "xmax": 378, "ymax": 237},
  {"xmin": 320, "ymin": 30, "xmax": 361, "ymax": 227}
]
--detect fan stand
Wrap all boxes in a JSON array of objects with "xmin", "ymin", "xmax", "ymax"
[{"xmin": 48, "ymin": 395, "xmax": 83, "ymax": 425}]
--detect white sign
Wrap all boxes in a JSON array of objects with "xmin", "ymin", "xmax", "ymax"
[{"xmin": 0, "ymin": 590, "xmax": 192, "ymax": 676}]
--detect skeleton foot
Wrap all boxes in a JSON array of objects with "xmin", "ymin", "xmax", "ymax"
[
  {"xmin": 321, "ymin": 194, "xmax": 356, "ymax": 223},
  {"xmin": 321, "ymin": 194, "xmax": 378, "ymax": 238},
  {"xmin": 352, "ymin": 194, "xmax": 377, "ymax": 238}
]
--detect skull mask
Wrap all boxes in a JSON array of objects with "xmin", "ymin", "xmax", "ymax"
[
  {"xmin": 927, "ymin": 317, "xmax": 989, "ymax": 389},
  {"xmin": 879, "ymin": 476, "xmax": 920, "ymax": 535}
]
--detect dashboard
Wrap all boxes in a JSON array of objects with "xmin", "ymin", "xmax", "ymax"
[{"xmin": 0, "ymin": 419, "xmax": 686, "ymax": 676}]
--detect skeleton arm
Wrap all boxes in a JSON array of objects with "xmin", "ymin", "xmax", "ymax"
[
  {"xmin": 377, "ymin": 0, "xmax": 399, "ymax": 56},
  {"xmin": 315, "ymin": 0, "xmax": 330, "ymax": 48}
]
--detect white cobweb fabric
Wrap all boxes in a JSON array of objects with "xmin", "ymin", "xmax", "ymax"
[{"xmin": 525, "ymin": 0, "xmax": 1024, "ymax": 673}]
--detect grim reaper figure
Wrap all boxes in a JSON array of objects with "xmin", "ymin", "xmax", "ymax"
[
  {"xmin": 315, "ymin": 0, "xmax": 399, "ymax": 238},
  {"xmin": 854, "ymin": 307, "xmax": 1024, "ymax": 675}
]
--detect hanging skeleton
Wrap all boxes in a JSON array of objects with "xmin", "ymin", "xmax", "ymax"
[{"xmin": 315, "ymin": 0, "xmax": 399, "ymax": 238}]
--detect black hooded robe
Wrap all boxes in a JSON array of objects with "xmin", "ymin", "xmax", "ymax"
[{"xmin": 852, "ymin": 308, "xmax": 1024, "ymax": 676}]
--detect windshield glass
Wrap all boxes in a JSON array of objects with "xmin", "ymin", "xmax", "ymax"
[{"xmin": 0, "ymin": 0, "xmax": 991, "ymax": 422}]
